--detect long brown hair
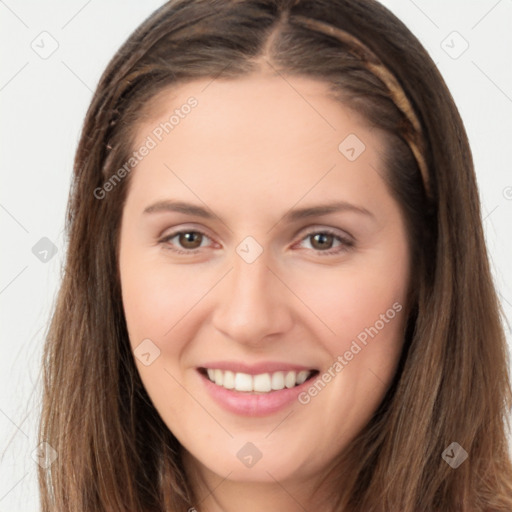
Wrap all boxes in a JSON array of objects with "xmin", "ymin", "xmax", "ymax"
[{"xmin": 38, "ymin": 0, "xmax": 512, "ymax": 510}]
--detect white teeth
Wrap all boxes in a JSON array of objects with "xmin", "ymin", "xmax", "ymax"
[
  {"xmin": 214, "ymin": 369, "xmax": 223, "ymax": 386},
  {"xmin": 223, "ymin": 370, "xmax": 235, "ymax": 389},
  {"xmin": 296, "ymin": 370, "xmax": 309, "ymax": 385},
  {"xmin": 234, "ymin": 372, "xmax": 253, "ymax": 391},
  {"xmin": 284, "ymin": 371, "xmax": 296, "ymax": 389},
  {"xmin": 271, "ymin": 371, "xmax": 285, "ymax": 390},
  {"xmin": 253, "ymin": 373, "xmax": 272, "ymax": 392},
  {"xmin": 205, "ymin": 368, "xmax": 313, "ymax": 393}
]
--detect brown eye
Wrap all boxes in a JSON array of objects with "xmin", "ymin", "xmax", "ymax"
[
  {"xmin": 178, "ymin": 232, "xmax": 203, "ymax": 249},
  {"xmin": 160, "ymin": 230, "xmax": 212, "ymax": 253},
  {"xmin": 309, "ymin": 233, "xmax": 335, "ymax": 250},
  {"xmin": 296, "ymin": 228, "xmax": 353, "ymax": 256}
]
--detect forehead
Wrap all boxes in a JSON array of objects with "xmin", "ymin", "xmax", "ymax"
[
  {"xmin": 140, "ymin": 73, "xmax": 336, "ymax": 122},
  {"xmin": 127, "ymin": 74, "xmax": 388, "ymax": 215},
  {"xmin": 137, "ymin": 74, "xmax": 369, "ymax": 145}
]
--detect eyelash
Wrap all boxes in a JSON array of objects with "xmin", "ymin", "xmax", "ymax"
[{"xmin": 158, "ymin": 227, "xmax": 354, "ymax": 256}]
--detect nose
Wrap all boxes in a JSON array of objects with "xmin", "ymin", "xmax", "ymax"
[{"xmin": 211, "ymin": 250, "xmax": 294, "ymax": 347}]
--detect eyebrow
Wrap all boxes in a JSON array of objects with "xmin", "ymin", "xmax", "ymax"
[{"xmin": 142, "ymin": 199, "xmax": 374, "ymax": 222}]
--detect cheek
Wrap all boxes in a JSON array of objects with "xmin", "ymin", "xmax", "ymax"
[
  {"xmin": 290, "ymin": 251, "xmax": 409, "ymax": 347},
  {"xmin": 289, "ymin": 264, "xmax": 407, "ymax": 444},
  {"xmin": 120, "ymin": 250, "xmax": 208, "ymax": 346},
  {"xmin": 288, "ymin": 245, "xmax": 409, "ymax": 412},
  {"xmin": 119, "ymin": 251, "xmax": 207, "ymax": 429}
]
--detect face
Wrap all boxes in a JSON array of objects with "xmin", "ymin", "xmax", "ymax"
[{"xmin": 119, "ymin": 74, "xmax": 410, "ymax": 496}]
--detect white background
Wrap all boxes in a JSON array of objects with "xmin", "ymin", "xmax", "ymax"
[{"xmin": 1, "ymin": 1, "xmax": 511, "ymax": 509}]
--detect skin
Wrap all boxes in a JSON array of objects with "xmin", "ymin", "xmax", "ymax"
[{"xmin": 118, "ymin": 73, "xmax": 411, "ymax": 511}]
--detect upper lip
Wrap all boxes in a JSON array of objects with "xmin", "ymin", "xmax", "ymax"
[{"xmin": 198, "ymin": 361, "xmax": 318, "ymax": 375}]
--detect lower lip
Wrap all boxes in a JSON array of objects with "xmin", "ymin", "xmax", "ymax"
[{"xmin": 199, "ymin": 371, "xmax": 316, "ymax": 417}]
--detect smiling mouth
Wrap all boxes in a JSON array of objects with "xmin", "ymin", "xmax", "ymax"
[{"xmin": 199, "ymin": 368, "xmax": 319, "ymax": 393}]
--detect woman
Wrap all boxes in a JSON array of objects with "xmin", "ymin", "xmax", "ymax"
[{"xmin": 38, "ymin": 0, "xmax": 512, "ymax": 510}]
